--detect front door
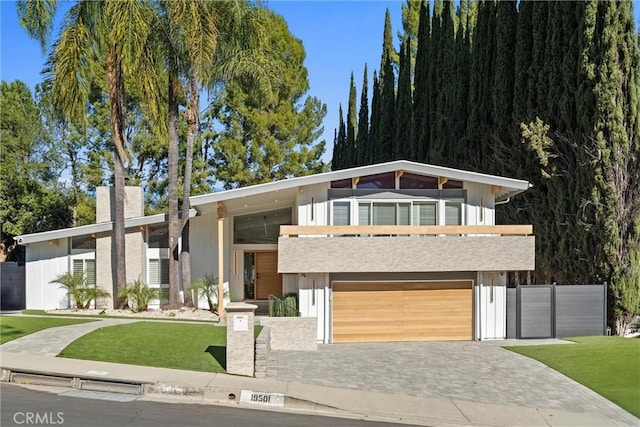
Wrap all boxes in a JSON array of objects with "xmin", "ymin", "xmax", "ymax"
[{"xmin": 246, "ymin": 251, "xmax": 281, "ymax": 299}]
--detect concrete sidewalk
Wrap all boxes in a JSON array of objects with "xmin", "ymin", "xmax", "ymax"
[{"xmin": 1, "ymin": 350, "xmax": 635, "ymax": 427}]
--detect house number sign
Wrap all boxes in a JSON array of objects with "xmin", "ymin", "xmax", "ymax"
[{"xmin": 240, "ymin": 390, "xmax": 284, "ymax": 407}]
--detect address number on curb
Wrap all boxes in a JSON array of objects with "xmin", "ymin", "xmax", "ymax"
[{"xmin": 240, "ymin": 390, "xmax": 284, "ymax": 407}]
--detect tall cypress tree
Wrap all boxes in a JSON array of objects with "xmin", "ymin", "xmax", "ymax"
[
  {"xmin": 331, "ymin": 104, "xmax": 347, "ymax": 170},
  {"xmin": 369, "ymin": 71, "xmax": 381, "ymax": 163},
  {"xmin": 395, "ymin": 36, "xmax": 413, "ymax": 159},
  {"xmin": 346, "ymin": 72, "xmax": 358, "ymax": 167},
  {"xmin": 412, "ymin": 0, "xmax": 431, "ymax": 162},
  {"xmin": 355, "ymin": 64, "xmax": 370, "ymax": 166},
  {"xmin": 377, "ymin": 54, "xmax": 396, "ymax": 162}
]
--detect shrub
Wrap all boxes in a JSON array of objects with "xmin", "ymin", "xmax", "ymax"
[
  {"xmin": 49, "ymin": 272, "xmax": 111, "ymax": 310},
  {"xmin": 117, "ymin": 279, "xmax": 163, "ymax": 312},
  {"xmin": 189, "ymin": 275, "xmax": 227, "ymax": 313}
]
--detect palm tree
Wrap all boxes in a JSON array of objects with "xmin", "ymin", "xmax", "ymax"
[
  {"xmin": 18, "ymin": 0, "xmax": 163, "ymax": 307},
  {"xmin": 160, "ymin": 0, "xmax": 279, "ymax": 309}
]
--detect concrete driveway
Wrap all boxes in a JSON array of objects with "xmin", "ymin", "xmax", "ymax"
[{"xmin": 267, "ymin": 340, "xmax": 637, "ymax": 425}]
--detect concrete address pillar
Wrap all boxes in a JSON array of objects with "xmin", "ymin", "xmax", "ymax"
[{"xmin": 225, "ymin": 302, "xmax": 258, "ymax": 377}]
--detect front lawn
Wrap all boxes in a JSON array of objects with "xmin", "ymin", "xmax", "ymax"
[
  {"xmin": 58, "ymin": 322, "xmax": 260, "ymax": 373},
  {"xmin": 505, "ymin": 336, "xmax": 640, "ymax": 418},
  {"xmin": 0, "ymin": 316, "xmax": 97, "ymax": 344}
]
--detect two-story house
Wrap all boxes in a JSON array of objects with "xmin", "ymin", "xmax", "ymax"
[{"xmin": 15, "ymin": 160, "xmax": 534, "ymax": 343}]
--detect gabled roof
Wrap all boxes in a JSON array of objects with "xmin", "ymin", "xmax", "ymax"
[
  {"xmin": 190, "ymin": 160, "xmax": 531, "ymax": 208},
  {"xmin": 15, "ymin": 210, "xmax": 197, "ymax": 245}
]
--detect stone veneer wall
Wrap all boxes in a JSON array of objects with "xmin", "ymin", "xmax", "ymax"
[
  {"xmin": 254, "ymin": 327, "xmax": 271, "ymax": 378},
  {"xmin": 95, "ymin": 186, "xmax": 145, "ymax": 308},
  {"xmin": 258, "ymin": 317, "xmax": 317, "ymax": 351}
]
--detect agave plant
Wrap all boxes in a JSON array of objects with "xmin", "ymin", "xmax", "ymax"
[
  {"xmin": 49, "ymin": 272, "xmax": 110, "ymax": 310},
  {"xmin": 117, "ymin": 279, "xmax": 163, "ymax": 312},
  {"xmin": 189, "ymin": 275, "xmax": 228, "ymax": 313}
]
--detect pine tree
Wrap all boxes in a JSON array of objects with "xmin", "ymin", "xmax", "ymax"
[{"xmin": 355, "ymin": 64, "xmax": 370, "ymax": 166}]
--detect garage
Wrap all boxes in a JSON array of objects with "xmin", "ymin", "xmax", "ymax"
[{"xmin": 332, "ymin": 281, "xmax": 473, "ymax": 342}]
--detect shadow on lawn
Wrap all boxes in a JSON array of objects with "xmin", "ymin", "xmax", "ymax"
[{"xmin": 204, "ymin": 345, "xmax": 226, "ymax": 370}]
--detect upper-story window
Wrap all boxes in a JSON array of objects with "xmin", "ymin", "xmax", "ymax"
[
  {"xmin": 356, "ymin": 172, "xmax": 395, "ymax": 189},
  {"xmin": 330, "ymin": 178, "xmax": 352, "ymax": 189},
  {"xmin": 332, "ymin": 202, "xmax": 351, "ymax": 225},
  {"xmin": 445, "ymin": 201, "xmax": 463, "ymax": 225},
  {"xmin": 148, "ymin": 225, "xmax": 169, "ymax": 248},
  {"xmin": 412, "ymin": 202, "xmax": 437, "ymax": 225},
  {"xmin": 358, "ymin": 202, "xmax": 411, "ymax": 225},
  {"xmin": 72, "ymin": 235, "xmax": 96, "ymax": 250},
  {"xmin": 234, "ymin": 208, "xmax": 292, "ymax": 244},
  {"xmin": 442, "ymin": 179, "xmax": 463, "ymax": 189},
  {"xmin": 399, "ymin": 173, "xmax": 439, "ymax": 190}
]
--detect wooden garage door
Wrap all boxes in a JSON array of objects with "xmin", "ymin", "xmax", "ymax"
[{"xmin": 332, "ymin": 281, "xmax": 473, "ymax": 342}]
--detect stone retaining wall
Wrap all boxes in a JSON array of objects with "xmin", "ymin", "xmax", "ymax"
[
  {"xmin": 254, "ymin": 327, "xmax": 271, "ymax": 378},
  {"xmin": 258, "ymin": 317, "xmax": 317, "ymax": 351}
]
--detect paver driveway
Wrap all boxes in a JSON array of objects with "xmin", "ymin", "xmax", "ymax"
[{"xmin": 267, "ymin": 340, "xmax": 637, "ymax": 426}]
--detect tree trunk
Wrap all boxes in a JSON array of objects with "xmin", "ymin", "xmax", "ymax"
[
  {"xmin": 107, "ymin": 50, "xmax": 128, "ymax": 309},
  {"xmin": 167, "ymin": 71, "xmax": 181, "ymax": 308},
  {"xmin": 180, "ymin": 79, "xmax": 198, "ymax": 300}
]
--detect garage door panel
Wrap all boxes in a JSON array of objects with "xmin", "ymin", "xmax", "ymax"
[{"xmin": 333, "ymin": 280, "xmax": 473, "ymax": 342}]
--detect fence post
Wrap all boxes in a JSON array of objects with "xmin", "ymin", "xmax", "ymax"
[
  {"xmin": 551, "ymin": 283, "xmax": 557, "ymax": 338},
  {"xmin": 603, "ymin": 282, "xmax": 608, "ymax": 336},
  {"xmin": 225, "ymin": 302, "xmax": 258, "ymax": 377},
  {"xmin": 516, "ymin": 285, "xmax": 521, "ymax": 339}
]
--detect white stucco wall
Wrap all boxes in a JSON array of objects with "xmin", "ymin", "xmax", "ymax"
[
  {"xmin": 296, "ymin": 183, "xmax": 330, "ymax": 226},
  {"xmin": 25, "ymin": 240, "xmax": 70, "ymax": 310}
]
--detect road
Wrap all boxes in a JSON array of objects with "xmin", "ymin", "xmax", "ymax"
[{"xmin": 1, "ymin": 383, "xmax": 404, "ymax": 427}]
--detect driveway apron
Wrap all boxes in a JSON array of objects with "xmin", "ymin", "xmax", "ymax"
[{"xmin": 267, "ymin": 340, "xmax": 636, "ymax": 426}]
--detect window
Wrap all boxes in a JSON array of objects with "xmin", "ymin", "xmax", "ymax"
[
  {"xmin": 72, "ymin": 235, "xmax": 95, "ymax": 250},
  {"xmin": 445, "ymin": 201, "xmax": 463, "ymax": 225},
  {"xmin": 72, "ymin": 259, "xmax": 96, "ymax": 286},
  {"xmin": 148, "ymin": 225, "xmax": 169, "ymax": 248},
  {"xmin": 413, "ymin": 202, "xmax": 437, "ymax": 225},
  {"xmin": 234, "ymin": 208, "xmax": 292, "ymax": 244},
  {"xmin": 358, "ymin": 202, "xmax": 411, "ymax": 225},
  {"xmin": 330, "ymin": 178, "xmax": 352, "ymax": 189},
  {"xmin": 149, "ymin": 259, "xmax": 169, "ymax": 285},
  {"xmin": 442, "ymin": 179, "xmax": 463, "ymax": 189},
  {"xmin": 399, "ymin": 173, "xmax": 439, "ymax": 189},
  {"xmin": 356, "ymin": 172, "xmax": 395, "ymax": 189},
  {"xmin": 333, "ymin": 202, "xmax": 351, "ymax": 225}
]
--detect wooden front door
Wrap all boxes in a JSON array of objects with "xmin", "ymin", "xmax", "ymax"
[{"xmin": 254, "ymin": 251, "xmax": 282, "ymax": 299}]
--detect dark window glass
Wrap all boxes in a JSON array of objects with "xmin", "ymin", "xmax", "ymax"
[
  {"xmin": 442, "ymin": 179, "xmax": 463, "ymax": 189},
  {"xmin": 399, "ymin": 173, "xmax": 439, "ymax": 189},
  {"xmin": 330, "ymin": 179, "xmax": 352, "ymax": 188},
  {"xmin": 356, "ymin": 172, "xmax": 395, "ymax": 189},
  {"xmin": 72, "ymin": 235, "xmax": 96, "ymax": 250},
  {"xmin": 148, "ymin": 225, "xmax": 169, "ymax": 248},
  {"xmin": 234, "ymin": 208, "xmax": 292, "ymax": 244}
]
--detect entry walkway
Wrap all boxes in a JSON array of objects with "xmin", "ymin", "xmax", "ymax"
[
  {"xmin": 0, "ymin": 317, "xmax": 136, "ymax": 356},
  {"xmin": 267, "ymin": 340, "xmax": 638, "ymax": 426}
]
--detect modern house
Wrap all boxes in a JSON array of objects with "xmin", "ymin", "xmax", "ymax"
[{"xmin": 15, "ymin": 160, "xmax": 535, "ymax": 343}]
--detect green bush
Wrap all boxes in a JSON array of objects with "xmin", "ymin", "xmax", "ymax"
[
  {"xmin": 117, "ymin": 279, "xmax": 163, "ymax": 312},
  {"xmin": 49, "ymin": 272, "xmax": 111, "ymax": 310}
]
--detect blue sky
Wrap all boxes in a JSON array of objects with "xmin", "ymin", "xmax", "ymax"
[
  {"xmin": 1, "ymin": 1, "xmax": 639, "ymax": 164},
  {"xmin": 0, "ymin": 0, "xmax": 405, "ymax": 163}
]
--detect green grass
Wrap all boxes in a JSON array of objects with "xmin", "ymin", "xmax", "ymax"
[
  {"xmin": 58, "ymin": 322, "xmax": 262, "ymax": 373},
  {"xmin": 0, "ymin": 316, "xmax": 97, "ymax": 344},
  {"xmin": 505, "ymin": 336, "xmax": 640, "ymax": 418}
]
